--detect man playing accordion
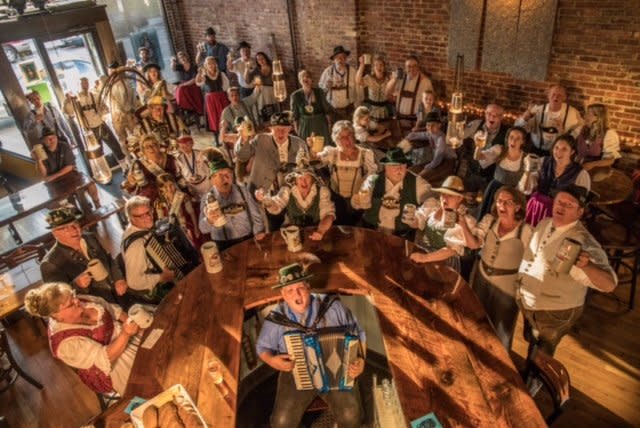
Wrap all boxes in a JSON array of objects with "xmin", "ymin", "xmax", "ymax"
[
  {"xmin": 121, "ymin": 196, "xmax": 198, "ymax": 304},
  {"xmin": 256, "ymin": 263, "xmax": 366, "ymax": 428}
]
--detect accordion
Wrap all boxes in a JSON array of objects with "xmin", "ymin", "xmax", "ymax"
[
  {"xmin": 284, "ymin": 329, "xmax": 360, "ymax": 393},
  {"xmin": 145, "ymin": 218, "xmax": 200, "ymax": 280}
]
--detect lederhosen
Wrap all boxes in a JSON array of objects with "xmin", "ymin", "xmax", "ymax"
[
  {"xmin": 208, "ymin": 186, "xmax": 255, "ymax": 251},
  {"xmin": 396, "ymin": 75, "xmax": 421, "ymax": 121},
  {"xmin": 49, "ymin": 304, "xmax": 115, "ymax": 393},
  {"xmin": 538, "ymin": 103, "xmax": 569, "ymax": 152},
  {"xmin": 328, "ymin": 65, "xmax": 354, "ymax": 120}
]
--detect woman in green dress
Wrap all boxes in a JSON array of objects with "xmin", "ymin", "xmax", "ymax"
[{"xmin": 290, "ymin": 70, "xmax": 333, "ymax": 145}]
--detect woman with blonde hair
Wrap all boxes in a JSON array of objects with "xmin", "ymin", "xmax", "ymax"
[
  {"xmin": 121, "ymin": 134, "xmax": 183, "ymax": 204},
  {"xmin": 24, "ymin": 282, "xmax": 141, "ymax": 395},
  {"xmin": 576, "ymin": 103, "xmax": 621, "ymax": 166}
]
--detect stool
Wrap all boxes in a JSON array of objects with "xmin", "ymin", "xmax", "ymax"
[{"xmin": 523, "ymin": 348, "xmax": 570, "ymax": 425}]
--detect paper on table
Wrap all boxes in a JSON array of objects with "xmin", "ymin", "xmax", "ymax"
[{"xmin": 141, "ymin": 328, "xmax": 164, "ymax": 349}]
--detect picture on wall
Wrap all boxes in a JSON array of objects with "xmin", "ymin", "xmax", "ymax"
[
  {"xmin": 19, "ymin": 61, "xmax": 39, "ymax": 83},
  {"xmin": 131, "ymin": 30, "xmax": 164, "ymax": 68}
]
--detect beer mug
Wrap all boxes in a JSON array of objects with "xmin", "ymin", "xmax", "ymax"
[
  {"xmin": 550, "ymin": 238, "xmax": 582, "ymax": 275},
  {"xmin": 32, "ymin": 144, "xmax": 48, "ymax": 161},
  {"xmin": 280, "ymin": 225, "xmax": 302, "ymax": 253},
  {"xmin": 524, "ymin": 154, "xmax": 540, "ymax": 173},
  {"xmin": 86, "ymin": 259, "xmax": 109, "ymax": 282},
  {"xmin": 201, "ymin": 241, "xmax": 223, "ymax": 273},
  {"xmin": 363, "ymin": 53, "xmax": 372, "ymax": 65},
  {"xmin": 401, "ymin": 203, "xmax": 417, "ymax": 224},
  {"xmin": 127, "ymin": 304, "xmax": 154, "ymax": 329},
  {"xmin": 356, "ymin": 189, "xmax": 372, "ymax": 210},
  {"xmin": 207, "ymin": 200, "xmax": 227, "ymax": 228},
  {"xmin": 442, "ymin": 208, "xmax": 457, "ymax": 229},
  {"xmin": 474, "ymin": 130, "xmax": 488, "ymax": 149},
  {"xmin": 311, "ymin": 136, "xmax": 325, "ymax": 154}
]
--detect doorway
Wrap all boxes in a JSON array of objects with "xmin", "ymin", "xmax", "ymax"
[{"xmin": 0, "ymin": 33, "xmax": 103, "ymax": 157}]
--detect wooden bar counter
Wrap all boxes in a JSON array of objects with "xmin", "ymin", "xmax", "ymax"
[{"xmin": 95, "ymin": 227, "xmax": 545, "ymax": 427}]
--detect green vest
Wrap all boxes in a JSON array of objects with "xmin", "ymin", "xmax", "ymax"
[
  {"xmin": 362, "ymin": 172, "xmax": 418, "ymax": 233},
  {"xmin": 287, "ymin": 187, "xmax": 321, "ymax": 227}
]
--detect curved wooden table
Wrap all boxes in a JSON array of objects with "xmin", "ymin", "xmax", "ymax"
[
  {"xmin": 95, "ymin": 227, "xmax": 544, "ymax": 428},
  {"xmin": 590, "ymin": 169, "xmax": 633, "ymax": 206}
]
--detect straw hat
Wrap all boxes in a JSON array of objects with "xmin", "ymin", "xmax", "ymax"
[{"xmin": 433, "ymin": 176, "xmax": 465, "ymax": 197}]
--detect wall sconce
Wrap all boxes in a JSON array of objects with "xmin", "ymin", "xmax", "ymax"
[
  {"xmin": 272, "ymin": 59, "xmax": 287, "ymax": 103},
  {"xmin": 446, "ymin": 54, "xmax": 465, "ymax": 148}
]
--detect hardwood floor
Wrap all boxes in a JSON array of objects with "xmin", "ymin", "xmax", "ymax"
[{"xmin": 0, "ymin": 191, "xmax": 638, "ymax": 426}]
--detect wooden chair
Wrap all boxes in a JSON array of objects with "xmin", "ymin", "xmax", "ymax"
[
  {"xmin": 525, "ymin": 348, "xmax": 570, "ymax": 425},
  {"xmin": 97, "ymin": 391, "xmax": 121, "ymax": 411},
  {"xmin": 587, "ymin": 214, "xmax": 640, "ymax": 310}
]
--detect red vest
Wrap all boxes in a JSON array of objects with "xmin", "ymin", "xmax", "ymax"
[{"xmin": 49, "ymin": 301, "xmax": 115, "ymax": 393}]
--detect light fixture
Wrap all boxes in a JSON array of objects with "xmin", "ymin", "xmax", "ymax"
[
  {"xmin": 84, "ymin": 130, "xmax": 113, "ymax": 185},
  {"xmin": 272, "ymin": 59, "xmax": 287, "ymax": 103},
  {"xmin": 446, "ymin": 54, "xmax": 465, "ymax": 149}
]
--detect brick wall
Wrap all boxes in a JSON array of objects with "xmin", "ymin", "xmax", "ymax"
[{"xmin": 168, "ymin": 0, "xmax": 640, "ymax": 144}]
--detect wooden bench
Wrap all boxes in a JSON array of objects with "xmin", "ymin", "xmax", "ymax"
[{"xmin": 80, "ymin": 199, "xmax": 127, "ymax": 230}]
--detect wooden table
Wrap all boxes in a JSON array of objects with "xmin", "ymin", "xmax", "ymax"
[
  {"xmin": 0, "ymin": 170, "xmax": 93, "ymax": 254},
  {"xmin": 94, "ymin": 227, "xmax": 545, "ymax": 428},
  {"xmin": 590, "ymin": 169, "xmax": 633, "ymax": 206},
  {"xmin": 0, "ymin": 259, "xmax": 43, "ymax": 320}
]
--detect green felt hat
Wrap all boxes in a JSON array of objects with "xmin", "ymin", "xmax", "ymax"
[
  {"xmin": 381, "ymin": 148, "xmax": 410, "ymax": 165},
  {"xmin": 272, "ymin": 263, "xmax": 314, "ymax": 289},
  {"xmin": 46, "ymin": 206, "xmax": 82, "ymax": 229}
]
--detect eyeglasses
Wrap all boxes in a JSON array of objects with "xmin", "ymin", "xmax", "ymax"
[
  {"xmin": 495, "ymin": 198, "xmax": 515, "ymax": 207},
  {"xmin": 57, "ymin": 291, "xmax": 78, "ymax": 312},
  {"xmin": 131, "ymin": 210, "xmax": 152, "ymax": 218}
]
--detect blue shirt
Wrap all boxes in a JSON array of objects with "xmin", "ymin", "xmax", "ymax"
[
  {"xmin": 256, "ymin": 294, "xmax": 366, "ymax": 356},
  {"xmin": 203, "ymin": 42, "xmax": 230, "ymax": 73},
  {"xmin": 198, "ymin": 184, "xmax": 265, "ymax": 241},
  {"xmin": 407, "ymin": 130, "xmax": 457, "ymax": 171}
]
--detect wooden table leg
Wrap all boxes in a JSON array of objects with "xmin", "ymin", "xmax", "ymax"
[{"xmin": 7, "ymin": 223, "xmax": 23, "ymax": 246}]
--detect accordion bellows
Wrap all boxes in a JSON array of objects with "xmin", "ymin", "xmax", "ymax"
[{"xmin": 284, "ymin": 329, "xmax": 360, "ymax": 392}]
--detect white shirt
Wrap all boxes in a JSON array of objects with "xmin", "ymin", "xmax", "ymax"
[
  {"xmin": 230, "ymin": 57, "xmax": 256, "ymax": 89},
  {"xmin": 122, "ymin": 225, "xmax": 161, "ymax": 291}
]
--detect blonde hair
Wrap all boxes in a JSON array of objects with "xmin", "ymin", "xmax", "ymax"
[
  {"xmin": 587, "ymin": 103, "xmax": 608, "ymax": 140},
  {"xmin": 204, "ymin": 56, "xmax": 219, "ymax": 70},
  {"xmin": 298, "ymin": 69, "xmax": 311, "ymax": 84},
  {"xmin": 353, "ymin": 106, "xmax": 370, "ymax": 124},
  {"xmin": 24, "ymin": 282, "xmax": 73, "ymax": 318}
]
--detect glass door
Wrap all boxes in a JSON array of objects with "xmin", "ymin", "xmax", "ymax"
[
  {"xmin": 43, "ymin": 33, "xmax": 103, "ymax": 95},
  {"xmin": 0, "ymin": 32, "xmax": 104, "ymax": 157}
]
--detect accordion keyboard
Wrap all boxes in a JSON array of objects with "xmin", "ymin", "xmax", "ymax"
[
  {"xmin": 146, "ymin": 235, "xmax": 188, "ymax": 279},
  {"xmin": 284, "ymin": 333, "xmax": 314, "ymax": 390}
]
